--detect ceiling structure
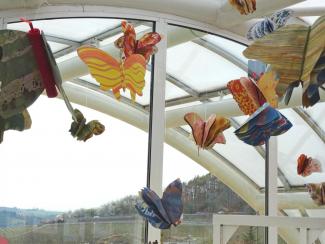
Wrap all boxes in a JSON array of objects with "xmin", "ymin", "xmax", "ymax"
[{"xmin": 0, "ymin": 0, "xmax": 324, "ymax": 242}]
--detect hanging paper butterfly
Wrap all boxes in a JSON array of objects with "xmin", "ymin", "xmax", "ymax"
[
  {"xmin": 0, "ymin": 236, "xmax": 9, "ymax": 244},
  {"xmin": 306, "ymin": 182, "xmax": 325, "ymax": 206},
  {"xmin": 247, "ymin": 9, "xmax": 293, "ymax": 40},
  {"xmin": 135, "ymin": 179, "xmax": 183, "ymax": 229},
  {"xmin": 228, "ymin": 0, "xmax": 256, "ymax": 15},
  {"xmin": 297, "ymin": 154, "xmax": 322, "ymax": 177},
  {"xmin": 234, "ymin": 103, "xmax": 292, "ymax": 146},
  {"xmin": 77, "ymin": 45, "xmax": 146, "ymax": 102},
  {"xmin": 115, "ymin": 21, "xmax": 162, "ymax": 62},
  {"xmin": 0, "ymin": 19, "xmax": 104, "ymax": 143},
  {"xmin": 69, "ymin": 109, "xmax": 105, "ymax": 142},
  {"xmin": 243, "ymin": 15, "xmax": 325, "ymax": 107},
  {"xmin": 184, "ymin": 112, "xmax": 230, "ymax": 151},
  {"xmin": 227, "ymin": 73, "xmax": 279, "ymax": 116}
]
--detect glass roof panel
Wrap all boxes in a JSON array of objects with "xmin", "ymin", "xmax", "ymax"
[
  {"xmin": 167, "ymin": 41, "xmax": 246, "ymax": 92},
  {"xmin": 99, "ymin": 25, "xmax": 151, "ymax": 46},
  {"xmin": 305, "ymin": 103, "xmax": 325, "ymax": 131},
  {"xmin": 47, "ymin": 41, "xmax": 68, "ymax": 53},
  {"xmin": 8, "ymin": 18, "xmax": 121, "ymax": 42},
  {"xmin": 306, "ymin": 209, "xmax": 325, "ymax": 218},
  {"xmin": 283, "ymin": 209, "xmax": 302, "ymax": 217},
  {"xmin": 277, "ymin": 109, "xmax": 325, "ymax": 186},
  {"xmin": 80, "ymin": 72, "xmax": 189, "ymax": 106},
  {"xmin": 300, "ymin": 16, "xmax": 321, "ymax": 25},
  {"xmin": 290, "ymin": 0, "xmax": 325, "ymax": 9},
  {"xmin": 203, "ymin": 35, "xmax": 248, "ymax": 64},
  {"xmin": 213, "ymin": 127, "xmax": 266, "ymax": 187}
]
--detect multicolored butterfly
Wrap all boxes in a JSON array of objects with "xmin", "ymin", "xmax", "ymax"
[
  {"xmin": 227, "ymin": 72, "xmax": 279, "ymax": 116},
  {"xmin": 246, "ymin": 9, "xmax": 293, "ymax": 40},
  {"xmin": 135, "ymin": 179, "xmax": 183, "ymax": 229},
  {"xmin": 77, "ymin": 45, "xmax": 146, "ymax": 102},
  {"xmin": 297, "ymin": 154, "xmax": 322, "ymax": 177},
  {"xmin": 243, "ymin": 15, "xmax": 325, "ymax": 107},
  {"xmin": 228, "ymin": 0, "xmax": 256, "ymax": 15},
  {"xmin": 114, "ymin": 21, "xmax": 162, "ymax": 62},
  {"xmin": 234, "ymin": 103, "xmax": 292, "ymax": 146},
  {"xmin": 184, "ymin": 112, "xmax": 230, "ymax": 151},
  {"xmin": 307, "ymin": 182, "xmax": 325, "ymax": 206}
]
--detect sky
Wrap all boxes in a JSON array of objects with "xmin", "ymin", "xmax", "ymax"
[{"xmin": 0, "ymin": 96, "xmax": 208, "ymax": 212}]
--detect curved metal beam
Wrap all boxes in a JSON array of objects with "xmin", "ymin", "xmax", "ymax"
[{"xmin": 293, "ymin": 107, "xmax": 325, "ymax": 144}]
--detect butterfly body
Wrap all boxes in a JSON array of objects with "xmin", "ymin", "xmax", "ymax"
[{"xmin": 135, "ymin": 179, "xmax": 183, "ymax": 229}]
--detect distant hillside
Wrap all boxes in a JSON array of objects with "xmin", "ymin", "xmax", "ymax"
[
  {"xmin": 65, "ymin": 173, "xmax": 254, "ymax": 220},
  {"xmin": 0, "ymin": 207, "xmax": 61, "ymax": 227},
  {"xmin": 0, "ymin": 173, "xmax": 254, "ymax": 228}
]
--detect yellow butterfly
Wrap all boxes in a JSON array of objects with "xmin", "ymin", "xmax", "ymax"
[{"xmin": 77, "ymin": 45, "xmax": 146, "ymax": 102}]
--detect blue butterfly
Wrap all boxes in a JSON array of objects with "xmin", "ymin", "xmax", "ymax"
[
  {"xmin": 247, "ymin": 9, "xmax": 293, "ymax": 40},
  {"xmin": 135, "ymin": 179, "xmax": 183, "ymax": 229}
]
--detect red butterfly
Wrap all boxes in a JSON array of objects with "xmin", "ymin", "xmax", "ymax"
[{"xmin": 114, "ymin": 21, "xmax": 162, "ymax": 62}]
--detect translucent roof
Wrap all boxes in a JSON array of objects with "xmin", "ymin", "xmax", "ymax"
[{"xmin": 4, "ymin": 2, "xmax": 325, "ymax": 214}]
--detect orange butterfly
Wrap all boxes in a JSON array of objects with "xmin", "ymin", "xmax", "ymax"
[
  {"xmin": 184, "ymin": 112, "xmax": 230, "ymax": 151},
  {"xmin": 227, "ymin": 71, "xmax": 279, "ymax": 115},
  {"xmin": 77, "ymin": 45, "xmax": 146, "ymax": 102},
  {"xmin": 114, "ymin": 21, "xmax": 162, "ymax": 62}
]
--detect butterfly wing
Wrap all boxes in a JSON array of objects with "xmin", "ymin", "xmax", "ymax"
[
  {"xmin": 135, "ymin": 202, "xmax": 171, "ymax": 229},
  {"xmin": 257, "ymin": 71, "xmax": 279, "ymax": 108},
  {"xmin": 184, "ymin": 112, "xmax": 205, "ymax": 148},
  {"xmin": 227, "ymin": 78, "xmax": 264, "ymax": 115},
  {"xmin": 123, "ymin": 54, "xmax": 146, "ymax": 101},
  {"xmin": 203, "ymin": 116, "xmax": 230, "ymax": 148},
  {"xmin": 118, "ymin": 21, "xmax": 137, "ymax": 57},
  {"xmin": 140, "ymin": 187, "xmax": 171, "ymax": 225},
  {"xmin": 77, "ymin": 46, "xmax": 123, "ymax": 99},
  {"xmin": 161, "ymin": 179, "xmax": 183, "ymax": 226},
  {"xmin": 136, "ymin": 32, "xmax": 162, "ymax": 61}
]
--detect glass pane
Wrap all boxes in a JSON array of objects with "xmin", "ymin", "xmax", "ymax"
[
  {"xmin": 48, "ymin": 41, "xmax": 69, "ymax": 53},
  {"xmin": 1, "ymin": 18, "xmax": 155, "ymax": 244},
  {"xmin": 167, "ymin": 39, "xmax": 246, "ymax": 92},
  {"xmin": 203, "ymin": 35, "xmax": 248, "ymax": 64},
  {"xmin": 163, "ymin": 24, "xmax": 259, "ymax": 244},
  {"xmin": 277, "ymin": 109, "xmax": 325, "ymax": 186},
  {"xmin": 305, "ymin": 103, "xmax": 325, "ymax": 131},
  {"xmin": 8, "ymin": 18, "xmax": 121, "ymax": 42}
]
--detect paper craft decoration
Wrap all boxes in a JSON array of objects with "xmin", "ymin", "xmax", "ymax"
[
  {"xmin": 234, "ymin": 103, "xmax": 292, "ymax": 146},
  {"xmin": 184, "ymin": 112, "xmax": 230, "ymax": 150},
  {"xmin": 297, "ymin": 154, "xmax": 322, "ymax": 177},
  {"xmin": 248, "ymin": 60, "xmax": 267, "ymax": 81},
  {"xmin": 227, "ymin": 73, "xmax": 279, "ymax": 115},
  {"xmin": 77, "ymin": 45, "xmax": 146, "ymax": 102},
  {"xmin": 70, "ymin": 109, "xmax": 105, "ymax": 142},
  {"xmin": 0, "ymin": 236, "xmax": 9, "ymax": 244},
  {"xmin": 114, "ymin": 21, "xmax": 162, "ymax": 62},
  {"xmin": 243, "ymin": 15, "xmax": 325, "ymax": 107},
  {"xmin": 247, "ymin": 9, "xmax": 293, "ymax": 40},
  {"xmin": 135, "ymin": 179, "xmax": 183, "ymax": 229},
  {"xmin": 228, "ymin": 0, "xmax": 256, "ymax": 15},
  {"xmin": 302, "ymin": 51, "xmax": 325, "ymax": 107},
  {"xmin": 307, "ymin": 182, "xmax": 325, "ymax": 206},
  {"xmin": 0, "ymin": 20, "xmax": 104, "ymax": 143}
]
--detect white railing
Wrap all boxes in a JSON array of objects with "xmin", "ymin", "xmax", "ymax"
[{"xmin": 213, "ymin": 214, "xmax": 325, "ymax": 244}]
